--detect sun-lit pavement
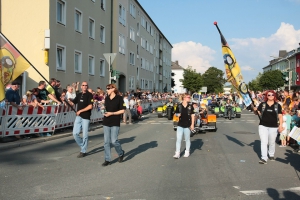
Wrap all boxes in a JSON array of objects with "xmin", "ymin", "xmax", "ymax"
[{"xmin": 0, "ymin": 111, "xmax": 300, "ymax": 200}]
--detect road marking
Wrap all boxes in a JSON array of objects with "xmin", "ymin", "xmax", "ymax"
[
  {"xmin": 158, "ymin": 121, "xmax": 167, "ymax": 122},
  {"xmin": 223, "ymin": 122, "xmax": 232, "ymax": 123},
  {"xmin": 247, "ymin": 120, "xmax": 256, "ymax": 121},
  {"xmin": 151, "ymin": 123, "xmax": 161, "ymax": 124},
  {"xmin": 147, "ymin": 121, "xmax": 155, "ymax": 123},
  {"xmin": 138, "ymin": 123, "xmax": 148, "ymax": 124},
  {"xmin": 240, "ymin": 187, "xmax": 300, "ymax": 196},
  {"xmin": 163, "ymin": 123, "xmax": 172, "ymax": 124}
]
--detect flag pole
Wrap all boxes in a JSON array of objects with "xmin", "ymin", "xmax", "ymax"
[{"xmin": 0, "ymin": 32, "xmax": 76, "ymax": 112}]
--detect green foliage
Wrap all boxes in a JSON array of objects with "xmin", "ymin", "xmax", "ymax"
[
  {"xmin": 202, "ymin": 67, "xmax": 226, "ymax": 93},
  {"xmin": 180, "ymin": 66, "xmax": 203, "ymax": 93},
  {"xmin": 248, "ymin": 72, "xmax": 262, "ymax": 92},
  {"xmin": 258, "ymin": 70, "xmax": 284, "ymax": 90}
]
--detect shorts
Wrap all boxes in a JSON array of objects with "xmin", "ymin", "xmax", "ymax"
[{"xmin": 280, "ymin": 133, "xmax": 287, "ymax": 141}]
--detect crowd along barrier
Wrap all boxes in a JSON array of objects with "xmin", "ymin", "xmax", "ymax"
[{"xmin": 0, "ymin": 98, "xmax": 177, "ymax": 138}]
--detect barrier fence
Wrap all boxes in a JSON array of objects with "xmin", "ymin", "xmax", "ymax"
[{"xmin": 0, "ymin": 98, "xmax": 174, "ymax": 138}]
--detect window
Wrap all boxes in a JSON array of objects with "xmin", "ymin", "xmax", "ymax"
[
  {"xmin": 130, "ymin": 3, "xmax": 136, "ymax": 18},
  {"xmin": 118, "ymin": 4, "xmax": 126, "ymax": 25},
  {"xmin": 150, "ymin": 45, "xmax": 153, "ymax": 54},
  {"xmin": 100, "ymin": 59, "xmax": 105, "ymax": 76},
  {"xmin": 57, "ymin": 0, "xmax": 66, "ymax": 25},
  {"xmin": 89, "ymin": 18, "xmax": 95, "ymax": 39},
  {"xmin": 88, "ymin": 55, "xmax": 95, "ymax": 75},
  {"xmin": 129, "ymin": 52, "xmax": 135, "ymax": 65},
  {"xmin": 74, "ymin": 9, "xmax": 82, "ymax": 32},
  {"xmin": 146, "ymin": 40, "xmax": 149, "ymax": 51},
  {"xmin": 146, "ymin": 21, "xmax": 148, "ymax": 31},
  {"xmin": 141, "ymin": 15, "xmax": 145, "ymax": 28},
  {"xmin": 137, "ymin": 22, "xmax": 140, "ymax": 36},
  {"xmin": 119, "ymin": 34, "xmax": 125, "ymax": 54},
  {"xmin": 130, "ymin": 27, "xmax": 135, "ymax": 42},
  {"xmin": 141, "ymin": 37, "xmax": 145, "ymax": 48},
  {"xmin": 100, "ymin": 0, "xmax": 106, "ymax": 10},
  {"xmin": 129, "ymin": 77, "xmax": 135, "ymax": 89},
  {"xmin": 100, "ymin": 25, "xmax": 105, "ymax": 43},
  {"xmin": 56, "ymin": 44, "xmax": 66, "ymax": 70},
  {"xmin": 141, "ymin": 57, "xmax": 145, "ymax": 69},
  {"xmin": 137, "ymin": 45, "xmax": 139, "ymax": 55},
  {"xmin": 74, "ymin": 50, "xmax": 82, "ymax": 73}
]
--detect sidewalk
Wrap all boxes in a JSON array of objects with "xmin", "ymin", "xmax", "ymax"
[{"xmin": 0, "ymin": 124, "xmax": 103, "ymax": 151}]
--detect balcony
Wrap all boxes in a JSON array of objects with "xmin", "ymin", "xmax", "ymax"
[
  {"xmin": 159, "ymin": 59, "xmax": 162, "ymax": 66},
  {"xmin": 159, "ymin": 44, "xmax": 162, "ymax": 50}
]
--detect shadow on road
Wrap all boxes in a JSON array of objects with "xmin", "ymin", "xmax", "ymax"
[
  {"xmin": 248, "ymin": 140, "xmax": 261, "ymax": 159},
  {"xmin": 275, "ymin": 149, "xmax": 300, "ymax": 180},
  {"xmin": 267, "ymin": 188, "xmax": 300, "ymax": 200},
  {"xmin": 87, "ymin": 136, "xmax": 136, "ymax": 156},
  {"xmin": 190, "ymin": 139, "xmax": 204, "ymax": 155},
  {"xmin": 123, "ymin": 141, "xmax": 158, "ymax": 162}
]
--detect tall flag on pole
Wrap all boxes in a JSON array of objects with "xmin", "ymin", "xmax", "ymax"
[
  {"xmin": 0, "ymin": 32, "xmax": 31, "ymax": 102},
  {"xmin": 213, "ymin": 22, "xmax": 252, "ymax": 107}
]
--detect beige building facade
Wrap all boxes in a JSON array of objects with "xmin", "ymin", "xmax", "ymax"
[{"xmin": 0, "ymin": 0, "xmax": 171, "ymax": 93}]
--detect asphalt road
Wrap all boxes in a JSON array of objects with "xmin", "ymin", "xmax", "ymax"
[{"xmin": 0, "ymin": 111, "xmax": 300, "ymax": 200}]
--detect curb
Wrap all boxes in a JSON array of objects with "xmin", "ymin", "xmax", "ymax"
[{"xmin": 0, "ymin": 124, "xmax": 103, "ymax": 151}]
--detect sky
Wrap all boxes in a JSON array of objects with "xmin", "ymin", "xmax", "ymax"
[{"xmin": 138, "ymin": 0, "xmax": 300, "ymax": 83}]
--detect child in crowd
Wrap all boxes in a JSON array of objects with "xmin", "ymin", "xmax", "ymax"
[
  {"xmin": 148, "ymin": 103, "xmax": 153, "ymax": 113},
  {"xmin": 280, "ymin": 106, "xmax": 292, "ymax": 147},
  {"xmin": 137, "ymin": 102, "xmax": 143, "ymax": 119}
]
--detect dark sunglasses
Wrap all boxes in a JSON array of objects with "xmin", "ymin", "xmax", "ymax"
[
  {"xmin": 267, "ymin": 94, "xmax": 274, "ymax": 96},
  {"xmin": 82, "ymin": 85, "xmax": 88, "ymax": 86}
]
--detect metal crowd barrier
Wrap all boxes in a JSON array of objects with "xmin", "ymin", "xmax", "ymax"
[{"xmin": 0, "ymin": 98, "xmax": 176, "ymax": 138}]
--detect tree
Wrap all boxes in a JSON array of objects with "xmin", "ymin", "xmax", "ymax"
[
  {"xmin": 248, "ymin": 72, "xmax": 263, "ymax": 92},
  {"xmin": 202, "ymin": 67, "xmax": 226, "ymax": 93},
  {"xmin": 258, "ymin": 70, "xmax": 284, "ymax": 90},
  {"xmin": 180, "ymin": 66, "xmax": 203, "ymax": 93}
]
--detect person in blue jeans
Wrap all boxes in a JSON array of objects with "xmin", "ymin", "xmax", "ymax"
[
  {"xmin": 173, "ymin": 93, "xmax": 195, "ymax": 158},
  {"xmin": 68, "ymin": 81, "xmax": 93, "ymax": 158},
  {"xmin": 102, "ymin": 84, "xmax": 126, "ymax": 166}
]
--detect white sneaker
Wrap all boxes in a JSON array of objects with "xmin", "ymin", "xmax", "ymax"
[
  {"xmin": 279, "ymin": 145, "xmax": 286, "ymax": 147},
  {"xmin": 183, "ymin": 150, "xmax": 190, "ymax": 157},
  {"xmin": 173, "ymin": 151, "xmax": 180, "ymax": 159}
]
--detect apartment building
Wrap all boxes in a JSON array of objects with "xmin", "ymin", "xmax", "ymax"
[
  {"xmin": 112, "ymin": 0, "xmax": 172, "ymax": 93},
  {"xmin": 263, "ymin": 47, "xmax": 300, "ymax": 89},
  {"xmin": 0, "ymin": 0, "xmax": 172, "ymax": 93},
  {"xmin": 1, "ymin": 0, "xmax": 111, "ymax": 91}
]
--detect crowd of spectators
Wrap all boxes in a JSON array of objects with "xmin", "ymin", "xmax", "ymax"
[{"xmin": 4, "ymin": 78, "xmax": 177, "ymax": 139}]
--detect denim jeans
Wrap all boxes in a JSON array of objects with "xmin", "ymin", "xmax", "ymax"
[
  {"xmin": 176, "ymin": 126, "xmax": 191, "ymax": 152},
  {"xmin": 73, "ymin": 116, "xmax": 90, "ymax": 153},
  {"xmin": 103, "ymin": 126, "xmax": 123, "ymax": 161},
  {"xmin": 258, "ymin": 125, "xmax": 278, "ymax": 161}
]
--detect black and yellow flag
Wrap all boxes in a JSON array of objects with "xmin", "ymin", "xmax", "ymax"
[
  {"xmin": 0, "ymin": 32, "xmax": 31, "ymax": 102},
  {"xmin": 214, "ymin": 22, "xmax": 252, "ymax": 107}
]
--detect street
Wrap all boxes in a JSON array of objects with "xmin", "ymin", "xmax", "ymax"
[{"xmin": 0, "ymin": 111, "xmax": 300, "ymax": 200}]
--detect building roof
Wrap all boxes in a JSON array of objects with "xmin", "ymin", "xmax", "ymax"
[{"xmin": 171, "ymin": 61, "xmax": 184, "ymax": 70}]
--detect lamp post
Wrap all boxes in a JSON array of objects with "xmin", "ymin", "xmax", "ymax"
[{"xmin": 270, "ymin": 56, "xmax": 291, "ymax": 90}]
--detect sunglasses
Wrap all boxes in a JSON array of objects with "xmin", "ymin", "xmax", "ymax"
[
  {"xmin": 267, "ymin": 94, "xmax": 274, "ymax": 96},
  {"xmin": 82, "ymin": 85, "xmax": 88, "ymax": 86},
  {"xmin": 185, "ymin": 96, "xmax": 191, "ymax": 98}
]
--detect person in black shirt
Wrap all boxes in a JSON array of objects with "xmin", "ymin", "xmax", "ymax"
[
  {"xmin": 253, "ymin": 90, "xmax": 283, "ymax": 164},
  {"xmin": 102, "ymin": 84, "xmax": 126, "ymax": 166},
  {"xmin": 68, "ymin": 81, "xmax": 94, "ymax": 158},
  {"xmin": 173, "ymin": 93, "xmax": 195, "ymax": 158}
]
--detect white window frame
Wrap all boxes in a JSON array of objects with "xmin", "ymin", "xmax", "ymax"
[
  {"xmin": 74, "ymin": 50, "xmax": 82, "ymax": 73},
  {"xmin": 118, "ymin": 4, "xmax": 126, "ymax": 26},
  {"xmin": 130, "ymin": 3, "xmax": 136, "ymax": 18},
  {"xmin": 100, "ymin": 0, "xmax": 106, "ymax": 10},
  {"xmin": 141, "ymin": 15, "xmax": 145, "ymax": 28},
  {"xmin": 74, "ymin": 8, "xmax": 82, "ymax": 33},
  {"xmin": 56, "ymin": 44, "xmax": 66, "ymax": 71},
  {"xmin": 129, "ymin": 76, "xmax": 135, "ymax": 89},
  {"xmin": 100, "ymin": 24, "xmax": 105, "ymax": 43},
  {"xmin": 88, "ymin": 55, "xmax": 95, "ymax": 75},
  {"xmin": 130, "ymin": 27, "xmax": 135, "ymax": 42},
  {"xmin": 119, "ymin": 33, "xmax": 125, "ymax": 54},
  {"xmin": 57, "ymin": 0, "xmax": 66, "ymax": 25},
  {"xmin": 100, "ymin": 59, "xmax": 105, "ymax": 77},
  {"xmin": 129, "ymin": 52, "xmax": 135, "ymax": 65},
  {"xmin": 89, "ymin": 17, "xmax": 95, "ymax": 39}
]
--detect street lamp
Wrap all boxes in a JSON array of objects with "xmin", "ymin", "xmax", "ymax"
[{"xmin": 270, "ymin": 55, "xmax": 291, "ymax": 90}]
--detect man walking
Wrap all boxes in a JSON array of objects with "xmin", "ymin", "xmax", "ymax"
[
  {"xmin": 68, "ymin": 81, "xmax": 94, "ymax": 158},
  {"xmin": 102, "ymin": 84, "xmax": 126, "ymax": 166}
]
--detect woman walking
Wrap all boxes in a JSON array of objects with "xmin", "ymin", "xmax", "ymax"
[
  {"xmin": 173, "ymin": 93, "xmax": 195, "ymax": 158},
  {"xmin": 253, "ymin": 90, "xmax": 283, "ymax": 164}
]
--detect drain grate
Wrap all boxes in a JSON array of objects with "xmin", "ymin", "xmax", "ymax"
[{"xmin": 233, "ymin": 131, "xmax": 255, "ymax": 134}]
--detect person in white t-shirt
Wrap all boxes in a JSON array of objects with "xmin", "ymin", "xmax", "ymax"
[
  {"xmin": 22, "ymin": 90, "xmax": 44, "ymax": 109},
  {"xmin": 65, "ymin": 86, "xmax": 76, "ymax": 100}
]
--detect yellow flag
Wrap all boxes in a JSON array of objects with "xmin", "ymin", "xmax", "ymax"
[
  {"xmin": 214, "ymin": 22, "xmax": 252, "ymax": 107},
  {"xmin": 0, "ymin": 32, "xmax": 31, "ymax": 101}
]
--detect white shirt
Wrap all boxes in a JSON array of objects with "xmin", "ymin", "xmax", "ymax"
[
  {"xmin": 66, "ymin": 91, "xmax": 76, "ymax": 100},
  {"xmin": 123, "ymin": 98, "xmax": 129, "ymax": 109}
]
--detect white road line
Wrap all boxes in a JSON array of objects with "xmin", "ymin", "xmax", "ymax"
[
  {"xmin": 151, "ymin": 123, "xmax": 161, "ymax": 124},
  {"xmin": 163, "ymin": 123, "xmax": 172, "ymax": 124},
  {"xmin": 246, "ymin": 122, "xmax": 255, "ymax": 123},
  {"xmin": 138, "ymin": 123, "xmax": 148, "ymax": 124},
  {"xmin": 247, "ymin": 120, "xmax": 256, "ymax": 121},
  {"xmin": 147, "ymin": 121, "xmax": 155, "ymax": 123},
  {"xmin": 158, "ymin": 121, "xmax": 166, "ymax": 122},
  {"xmin": 223, "ymin": 122, "xmax": 232, "ymax": 123},
  {"xmin": 240, "ymin": 187, "xmax": 300, "ymax": 196}
]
